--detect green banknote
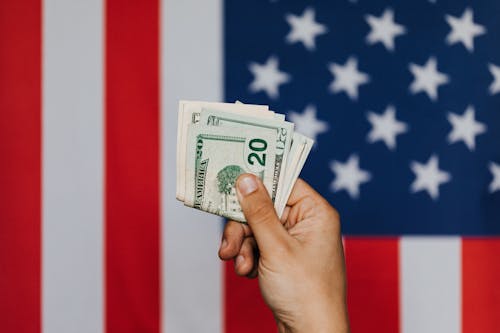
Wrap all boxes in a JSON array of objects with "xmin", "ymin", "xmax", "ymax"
[
  {"xmin": 177, "ymin": 100, "xmax": 314, "ymax": 222},
  {"xmin": 184, "ymin": 125, "xmax": 277, "ymax": 222},
  {"xmin": 199, "ymin": 108, "xmax": 294, "ymax": 204},
  {"xmin": 176, "ymin": 100, "xmax": 271, "ymax": 201},
  {"xmin": 276, "ymin": 132, "xmax": 314, "ymax": 216}
]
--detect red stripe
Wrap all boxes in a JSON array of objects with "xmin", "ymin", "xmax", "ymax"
[
  {"xmin": 344, "ymin": 238, "xmax": 400, "ymax": 333},
  {"xmin": 462, "ymin": 238, "xmax": 500, "ymax": 333},
  {"xmin": 224, "ymin": 261, "xmax": 276, "ymax": 333},
  {"xmin": 0, "ymin": 0, "xmax": 41, "ymax": 332},
  {"xmin": 105, "ymin": 0, "xmax": 160, "ymax": 332}
]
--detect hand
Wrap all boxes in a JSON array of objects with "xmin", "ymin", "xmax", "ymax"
[{"xmin": 218, "ymin": 174, "xmax": 350, "ymax": 333}]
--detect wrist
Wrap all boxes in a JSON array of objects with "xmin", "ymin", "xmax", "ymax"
[{"xmin": 291, "ymin": 296, "xmax": 349, "ymax": 333}]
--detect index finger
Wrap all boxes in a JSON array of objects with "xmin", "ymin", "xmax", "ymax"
[
  {"xmin": 219, "ymin": 220, "xmax": 253, "ymax": 260},
  {"xmin": 286, "ymin": 178, "xmax": 319, "ymax": 206}
]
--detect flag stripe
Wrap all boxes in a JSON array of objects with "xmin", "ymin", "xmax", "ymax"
[
  {"xmin": 0, "ymin": 0, "xmax": 41, "ymax": 332},
  {"xmin": 344, "ymin": 238, "xmax": 399, "ymax": 333},
  {"xmin": 105, "ymin": 0, "xmax": 160, "ymax": 332},
  {"xmin": 42, "ymin": 0, "xmax": 104, "ymax": 332},
  {"xmin": 462, "ymin": 238, "xmax": 500, "ymax": 333},
  {"xmin": 161, "ymin": 1, "xmax": 224, "ymax": 332},
  {"xmin": 224, "ymin": 262, "xmax": 276, "ymax": 333},
  {"xmin": 401, "ymin": 237, "xmax": 461, "ymax": 333}
]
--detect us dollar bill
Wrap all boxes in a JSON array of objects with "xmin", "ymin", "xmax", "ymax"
[
  {"xmin": 176, "ymin": 101, "xmax": 271, "ymax": 201},
  {"xmin": 199, "ymin": 108, "xmax": 294, "ymax": 205},
  {"xmin": 177, "ymin": 100, "xmax": 314, "ymax": 222},
  {"xmin": 184, "ymin": 125, "xmax": 277, "ymax": 222},
  {"xmin": 276, "ymin": 132, "xmax": 314, "ymax": 216}
]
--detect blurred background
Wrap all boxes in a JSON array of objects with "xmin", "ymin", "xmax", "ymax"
[{"xmin": 1, "ymin": 0, "xmax": 499, "ymax": 332}]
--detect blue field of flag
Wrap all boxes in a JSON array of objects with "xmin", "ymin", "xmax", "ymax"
[{"xmin": 225, "ymin": 0, "xmax": 500, "ymax": 235}]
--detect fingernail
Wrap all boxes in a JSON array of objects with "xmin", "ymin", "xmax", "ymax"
[
  {"xmin": 236, "ymin": 255, "xmax": 245, "ymax": 268},
  {"xmin": 237, "ymin": 175, "xmax": 258, "ymax": 197},
  {"xmin": 220, "ymin": 238, "xmax": 228, "ymax": 250}
]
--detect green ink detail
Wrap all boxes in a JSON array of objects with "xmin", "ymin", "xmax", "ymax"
[
  {"xmin": 198, "ymin": 133, "xmax": 246, "ymax": 143},
  {"xmin": 216, "ymin": 165, "xmax": 244, "ymax": 194},
  {"xmin": 216, "ymin": 165, "xmax": 244, "ymax": 214}
]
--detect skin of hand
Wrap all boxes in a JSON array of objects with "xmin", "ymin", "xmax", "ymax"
[{"xmin": 218, "ymin": 174, "xmax": 350, "ymax": 333}]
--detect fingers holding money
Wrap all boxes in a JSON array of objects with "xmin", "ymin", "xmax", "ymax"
[
  {"xmin": 219, "ymin": 220, "xmax": 252, "ymax": 260},
  {"xmin": 219, "ymin": 220, "xmax": 259, "ymax": 278},
  {"xmin": 284, "ymin": 178, "xmax": 342, "ymax": 232},
  {"xmin": 236, "ymin": 174, "xmax": 291, "ymax": 257},
  {"xmin": 285, "ymin": 178, "xmax": 318, "ymax": 206},
  {"xmin": 177, "ymin": 101, "xmax": 313, "ymax": 224},
  {"xmin": 234, "ymin": 237, "xmax": 258, "ymax": 278}
]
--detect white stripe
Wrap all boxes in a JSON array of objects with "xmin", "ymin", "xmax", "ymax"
[
  {"xmin": 401, "ymin": 237, "xmax": 461, "ymax": 333},
  {"xmin": 161, "ymin": 1, "xmax": 223, "ymax": 332},
  {"xmin": 42, "ymin": 1, "xmax": 104, "ymax": 332}
]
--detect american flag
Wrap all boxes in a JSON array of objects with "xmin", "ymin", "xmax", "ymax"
[{"xmin": 1, "ymin": 1, "xmax": 499, "ymax": 333}]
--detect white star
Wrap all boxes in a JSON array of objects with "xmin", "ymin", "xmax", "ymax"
[
  {"xmin": 330, "ymin": 154, "xmax": 371, "ymax": 199},
  {"xmin": 365, "ymin": 8, "xmax": 406, "ymax": 51},
  {"xmin": 288, "ymin": 105, "xmax": 328, "ymax": 143},
  {"xmin": 248, "ymin": 56, "xmax": 291, "ymax": 99},
  {"xmin": 447, "ymin": 106, "xmax": 486, "ymax": 151},
  {"xmin": 328, "ymin": 57, "xmax": 370, "ymax": 100},
  {"xmin": 410, "ymin": 155, "xmax": 451, "ymax": 200},
  {"xmin": 488, "ymin": 63, "xmax": 500, "ymax": 95},
  {"xmin": 445, "ymin": 8, "xmax": 486, "ymax": 52},
  {"xmin": 489, "ymin": 162, "xmax": 500, "ymax": 193},
  {"xmin": 285, "ymin": 7, "xmax": 327, "ymax": 51},
  {"xmin": 409, "ymin": 57, "xmax": 449, "ymax": 101},
  {"xmin": 366, "ymin": 105, "xmax": 408, "ymax": 150}
]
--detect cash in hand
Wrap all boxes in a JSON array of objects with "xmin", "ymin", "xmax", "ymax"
[{"xmin": 176, "ymin": 100, "xmax": 313, "ymax": 222}]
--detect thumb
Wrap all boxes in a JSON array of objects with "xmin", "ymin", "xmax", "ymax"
[{"xmin": 236, "ymin": 174, "xmax": 289, "ymax": 255}]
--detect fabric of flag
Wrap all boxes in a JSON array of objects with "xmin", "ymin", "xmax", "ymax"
[{"xmin": 1, "ymin": 1, "xmax": 499, "ymax": 333}]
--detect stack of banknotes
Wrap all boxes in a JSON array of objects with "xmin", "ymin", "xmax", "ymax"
[{"xmin": 176, "ymin": 100, "xmax": 313, "ymax": 222}]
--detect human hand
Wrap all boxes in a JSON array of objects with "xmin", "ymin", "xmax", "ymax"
[{"xmin": 218, "ymin": 174, "xmax": 349, "ymax": 333}]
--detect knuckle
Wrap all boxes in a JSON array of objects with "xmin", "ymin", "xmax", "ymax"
[
  {"xmin": 316, "ymin": 196, "xmax": 341, "ymax": 222},
  {"xmin": 223, "ymin": 222, "xmax": 242, "ymax": 240},
  {"xmin": 330, "ymin": 206, "xmax": 341, "ymax": 223},
  {"xmin": 327, "ymin": 208, "xmax": 342, "ymax": 235}
]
